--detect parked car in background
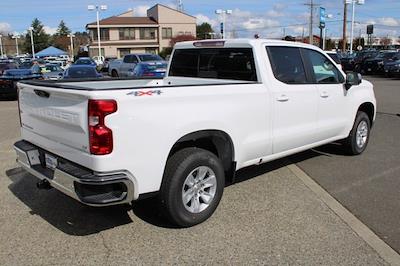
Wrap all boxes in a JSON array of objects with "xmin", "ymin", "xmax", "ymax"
[
  {"xmin": 0, "ymin": 68, "xmax": 42, "ymax": 98},
  {"xmin": 129, "ymin": 61, "xmax": 168, "ymax": 78},
  {"xmin": 363, "ymin": 51, "xmax": 399, "ymax": 74},
  {"xmin": 325, "ymin": 51, "xmax": 341, "ymax": 65},
  {"xmin": 384, "ymin": 59, "xmax": 400, "ymax": 77},
  {"xmin": 92, "ymin": 56, "xmax": 105, "ymax": 67},
  {"xmin": 108, "ymin": 53, "xmax": 165, "ymax": 77},
  {"xmin": 0, "ymin": 61, "xmax": 18, "ymax": 75},
  {"xmin": 74, "ymin": 57, "xmax": 97, "ymax": 67},
  {"xmin": 101, "ymin": 57, "xmax": 117, "ymax": 72},
  {"xmin": 40, "ymin": 64, "xmax": 64, "ymax": 80},
  {"xmin": 63, "ymin": 65, "xmax": 102, "ymax": 79},
  {"xmin": 340, "ymin": 53, "xmax": 356, "ymax": 71},
  {"xmin": 353, "ymin": 50, "xmax": 379, "ymax": 72}
]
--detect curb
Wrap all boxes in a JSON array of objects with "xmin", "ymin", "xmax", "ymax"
[{"xmin": 288, "ymin": 164, "xmax": 400, "ymax": 266}]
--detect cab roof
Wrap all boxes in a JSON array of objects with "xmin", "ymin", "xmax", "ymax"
[{"xmin": 174, "ymin": 38, "xmax": 323, "ymax": 52}]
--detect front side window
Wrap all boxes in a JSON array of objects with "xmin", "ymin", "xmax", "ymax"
[
  {"xmin": 169, "ymin": 48, "xmax": 257, "ymax": 81},
  {"xmin": 303, "ymin": 49, "xmax": 343, "ymax": 84},
  {"xmin": 267, "ymin": 46, "xmax": 307, "ymax": 84}
]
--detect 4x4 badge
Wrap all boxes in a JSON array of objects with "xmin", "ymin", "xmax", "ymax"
[{"xmin": 128, "ymin": 90, "xmax": 163, "ymax": 96}]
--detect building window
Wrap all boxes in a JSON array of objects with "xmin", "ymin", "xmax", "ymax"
[
  {"xmin": 185, "ymin": 31, "xmax": 192, "ymax": 36},
  {"xmin": 145, "ymin": 48, "xmax": 157, "ymax": 54},
  {"xmin": 89, "ymin": 48, "xmax": 105, "ymax": 57},
  {"xmin": 119, "ymin": 28, "xmax": 135, "ymax": 40},
  {"xmin": 162, "ymin": 28, "xmax": 172, "ymax": 39},
  {"xmin": 91, "ymin": 28, "xmax": 110, "ymax": 41},
  {"xmin": 139, "ymin": 28, "xmax": 156, "ymax": 40},
  {"xmin": 118, "ymin": 48, "xmax": 131, "ymax": 58}
]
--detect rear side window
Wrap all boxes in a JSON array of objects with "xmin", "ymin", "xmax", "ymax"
[
  {"xmin": 169, "ymin": 48, "xmax": 257, "ymax": 81},
  {"xmin": 267, "ymin": 47, "xmax": 307, "ymax": 84}
]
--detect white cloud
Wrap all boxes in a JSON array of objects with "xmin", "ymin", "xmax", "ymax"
[
  {"xmin": 378, "ymin": 17, "xmax": 399, "ymax": 27},
  {"xmin": 195, "ymin": 14, "xmax": 218, "ymax": 27},
  {"xmin": 266, "ymin": 10, "xmax": 284, "ymax": 18},
  {"xmin": 0, "ymin": 22, "xmax": 12, "ymax": 34},
  {"xmin": 242, "ymin": 18, "xmax": 279, "ymax": 30},
  {"xmin": 134, "ymin": 5, "xmax": 150, "ymax": 17},
  {"xmin": 43, "ymin": 26, "xmax": 57, "ymax": 35}
]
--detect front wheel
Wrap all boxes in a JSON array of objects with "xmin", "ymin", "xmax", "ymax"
[
  {"xmin": 342, "ymin": 111, "xmax": 371, "ymax": 155},
  {"xmin": 160, "ymin": 148, "xmax": 225, "ymax": 227}
]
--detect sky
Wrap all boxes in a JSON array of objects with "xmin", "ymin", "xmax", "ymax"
[{"xmin": 0, "ymin": 0, "xmax": 399, "ymax": 39}]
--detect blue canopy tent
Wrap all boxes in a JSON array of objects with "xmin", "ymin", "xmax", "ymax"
[{"xmin": 35, "ymin": 46, "xmax": 68, "ymax": 58}]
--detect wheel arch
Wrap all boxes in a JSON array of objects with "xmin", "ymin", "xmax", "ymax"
[
  {"xmin": 358, "ymin": 102, "xmax": 375, "ymax": 127},
  {"xmin": 167, "ymin": 130, "xmax": 236, "ymax": 184}
]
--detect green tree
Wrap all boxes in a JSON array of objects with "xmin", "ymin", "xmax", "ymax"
[
  {"xmin": 196, "ymin": 22, "xmax": 213, "ymax": 39},
  {"xmin": 55, "ymin": 20, "xmax": 71, "ymax": 36},
  {"xmin": 23, "ymin": 18, "xmax": 50, "ymax": 54}
]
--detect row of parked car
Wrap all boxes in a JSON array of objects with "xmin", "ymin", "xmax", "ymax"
[
  {"xmin": 0, "ymin": 53, "xmax": 171, "ymax": 99},
  {"xmin": 0, "ymin": 57, "xmax": 104, "ymax": 98},
  {"xmin": 334, "ymin": 49, "xmax": 400, "ymax": 77}
]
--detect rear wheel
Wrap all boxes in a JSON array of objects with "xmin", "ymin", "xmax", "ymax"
[
  {"xmin": 160, "ymin": 148, "xmax": 225, "ymax": 227},
  {"xmin": 342, "ymin": 111, "xmax": 371, "ymax": 155}
]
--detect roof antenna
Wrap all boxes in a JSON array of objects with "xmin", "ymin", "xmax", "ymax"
[{"xmin": 177, "ymin": 0, "xmax": 184, "ymax": 12}]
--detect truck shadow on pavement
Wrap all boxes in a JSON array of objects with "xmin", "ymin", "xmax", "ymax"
[{"xmin": 6, "ymin": 142, "xmax": 347, "ymax": 233}]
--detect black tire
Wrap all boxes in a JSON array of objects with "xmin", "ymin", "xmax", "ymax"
[
  {"xmin": 160, "ymin": 148, "xmax": 225, "ymax": 227},
  {"xmin": 342, "ymin": 111, "xmax": 371, "ymax": 155},
  {"xmin": 111, "ymin": 70, "xmax": 118, "ymax": 77}
]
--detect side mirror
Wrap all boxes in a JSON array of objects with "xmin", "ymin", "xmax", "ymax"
[{"xmin": 345, "ymin": 72, "xmax": 362, "ymax": 90}]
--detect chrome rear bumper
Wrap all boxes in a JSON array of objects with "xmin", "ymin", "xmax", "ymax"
[{"xmin": 14, "ymin": 140, "xmax": 136, "ymax": 207}]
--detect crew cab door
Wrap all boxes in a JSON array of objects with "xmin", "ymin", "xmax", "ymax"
[
  {"xmin": 301, "ymin": 48, "xmax": 348, "ymax": 140},
  {"xmin": 266, "ymin": 46, "xmax": 319, "ymax": 154}
]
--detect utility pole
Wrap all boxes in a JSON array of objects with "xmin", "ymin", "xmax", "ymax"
[
  {"xmin": 304, "ymin": 0, "xmax": 318, "ymax": 45},
  {"xmin": 342, "ymin": 1, "xmax": 348, "ymax": 52}
]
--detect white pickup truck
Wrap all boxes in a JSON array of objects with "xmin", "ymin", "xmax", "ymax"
[{"xmin": 14, "ymin": 39, "xmax": 376, "ymax": 227}]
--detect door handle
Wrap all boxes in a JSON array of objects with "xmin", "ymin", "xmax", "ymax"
[
  {"xmin": 320, "ymin": 91, "xmax": 329, "ymax": 98},
  {"xmin": 276, "ymin": 94, "xmax": 289, "ymax": 102}
]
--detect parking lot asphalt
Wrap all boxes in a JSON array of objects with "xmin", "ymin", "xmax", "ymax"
[
  {"xmin": 0, "ymin": 98, "xmax": 388, "ymax": 264},
  {"xmin": 293, "ymin": 75, "xmax": 400, "ymax": 253}
]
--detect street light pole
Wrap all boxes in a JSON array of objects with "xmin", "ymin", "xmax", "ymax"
[
  {"xmin": 215, "ymin": 9, "xmax": 232, "ymax": 39},
  {"xmin": 67, "ymin": 34, "xmax": 75, "ymax": 61},
  {"xmin": 88, "ymin": 4, "xmax": 107, "ymax": 58},
  {"xmin": 349, "ymin": 0, "xmax": 365, "ymax": 54},
  {"xmin": 29, "ymin": 27, "xmax": 35, "ymax": 58},
  {"xmin": 12, "ymin": 35, "xmax": 20, "ymax": 56}
]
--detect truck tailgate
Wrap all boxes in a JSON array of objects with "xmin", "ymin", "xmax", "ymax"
[{"xmin": 19, "ymin": 84, "xmax": 90, "ymax": 153}]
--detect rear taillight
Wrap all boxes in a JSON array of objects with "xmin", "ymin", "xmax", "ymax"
[{"xmin": 88, "ymin": 99, "xmax": 117, "ymax": 155}]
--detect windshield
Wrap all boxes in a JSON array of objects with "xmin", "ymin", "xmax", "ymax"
[
  {"xmin": 43, "ymin": 65, "xmax": 62, "ymax": 72},
  {"xmin": 75, "ymin": 59, "xmax": 94, "ymax": 65},
  {"xmin": 138, "ymin": 54, "xmax": 163, "ymax": 62}
]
